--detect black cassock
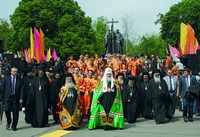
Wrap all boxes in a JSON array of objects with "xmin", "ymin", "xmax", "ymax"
[
  {"xmin": 27, "ymin": 76, "xmax": 50, "ymax": 127},
  {"xmin": 122, "ymin": 84, "xmax": 139, "ymax": 123},
  {"xmin": 140, "ymin": 82, "xmax": 153, "ymax": 119},
  {"xmin": 148, "ymin": 79, "xmax": 168, "ymax": 123},
  {"xmin": 63, "ymin": 88, "xmax": 77, "ymax": 116},
  {"xmin": 51, "ymin": 78, "xmax": 62, "ymax": 122},
  {"xmin": 22, "ymin": 76, "xmax": 33, "ymax": 124},
  {"xmin": 98, "ymin": 83, "xmax": 116, "ymax": 130}
]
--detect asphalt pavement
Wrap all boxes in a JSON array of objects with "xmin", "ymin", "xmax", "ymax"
[{"xmin": 0, "ymin": 110, "xmax": 200, "ymax": 137}]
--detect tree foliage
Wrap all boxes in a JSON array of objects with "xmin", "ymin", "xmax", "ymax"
[
  {"xmin": 5, "ymin": 0, "xmax": 98, "ymax": 59},
  {"xmin": 133, "ymin": 34, "xmax": 167, "ymax": 58},
  {"xmin": 0, "ymin": 19, "xmax": 10, "ymax": 41},
  {"xmin": 92, "ymin": 16, "xmax": 108, "ymax": 56},
  {"xmin": 156, "ymin": 0, "xmax": 200, "ymax": 47}
]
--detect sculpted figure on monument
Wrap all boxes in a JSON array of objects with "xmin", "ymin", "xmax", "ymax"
[
  {"xmin": 104, "ymin": 29, "xmax": 112, "ymax": 54},
  {"xmin": 115, "ymin": 29, "xmax": 123, "ymax": 54}
]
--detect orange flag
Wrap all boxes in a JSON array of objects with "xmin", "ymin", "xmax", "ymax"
[
  {"xmin": 46, "ymin": 47, "xmax": 51, "ymax": 62},
  {"xmin": 186, "ymin": 24, "xmax": 195, "ymax": 54},
  {"xmin": 21, "ymin": 49, "xmax": 25, "ymax": 57},
  {"xmin": 40, "ymin": 28, "xmax": 45, "ymax": 60},
  {"xmin": 27, "ymin": 48, "xmax": 31, "ymax": 63}
]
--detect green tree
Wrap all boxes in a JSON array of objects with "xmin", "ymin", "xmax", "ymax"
[
  {"xmin": 6, "ymin": 0, "xmax": 97, "ymax": 59},
  {"xmin": 0, "ymin": 19, "xmax": 10, "ymax": 40},
  {"xmin": 92, "ymin": 16, "xmax": 108, "ymax": 56},
  {"xmin": 0, "ymin": 19, "xmax": 10, "ymax": 52},
  {"xmin": 156, "ymin": 0, "xmax": 200, "ymax": 47},
  {"xmin": 133, "ymin": 34, "xmax": 167, "ymax": 58}
]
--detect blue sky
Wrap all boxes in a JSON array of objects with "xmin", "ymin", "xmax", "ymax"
[{"xmin": 0, "ymin": 0, "xmax": 181, "ymax": 36}]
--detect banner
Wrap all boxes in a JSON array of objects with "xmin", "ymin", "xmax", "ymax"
[
  {"xmin": 168, "ymin": 44, "xmax": 179, "ymax": 58},
  {"xmin": 52, "ymin": 49, "xmax": 57, "ymax": 60},
  {"xmin": 30, "ymin": 27, "xmax": 34, "ymax": 59}
]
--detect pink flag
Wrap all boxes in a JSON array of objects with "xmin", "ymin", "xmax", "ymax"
[
  {"xmin": 34, "ymin": 27, "xmax": 41, "ymax": 63},
  {"xmin": 24, "ymin": 49, "xmax": 28, "ymax": 62},
  {"xmin": 178, "ymin": 43, "xmax": 183, "ymax": 57},
  {"xmin": 42, "ymin": 54, "xmax": 47, "ymax": 61},
  {"xmin": 24, "ymin": 49, "xmax": 31, "ymax": 63},
  {"xmin": 169, "ymin": 44, "xmax": 179, "ymax": 58},
  {"xmin": 189, "ymin": 43, "xmax": 194, "ymax": 54},
  {"xmin": 52, "ymin": 49, "xmax": 57, "ymax": 60}
]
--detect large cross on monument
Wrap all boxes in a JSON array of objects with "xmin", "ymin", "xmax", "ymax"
[{"xmin": 107, "ymin": 18, "xmax": 119, "ymax": 54}]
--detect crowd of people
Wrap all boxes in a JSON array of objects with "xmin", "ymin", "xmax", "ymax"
[{"xmin": 0, "ymin": 52, "xmax": 200, "ymax": 131}]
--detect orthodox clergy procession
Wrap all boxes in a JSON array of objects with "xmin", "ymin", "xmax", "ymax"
[
  {"xmin": 1, "ymin": 0, "xmax": 200, "ymax": 137},
  {"xmin": 1, "ymin": 51, "xmax": 200, "ymax": 133}
]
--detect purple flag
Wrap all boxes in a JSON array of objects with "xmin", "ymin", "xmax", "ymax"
[{"xmin": 198, "ymin": 45, "xmax": 200, "ymax": 50}]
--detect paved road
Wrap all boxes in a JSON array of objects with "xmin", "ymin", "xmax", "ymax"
[{"xmin": 0, "ymin": 110, "xmax": 200, "ymax": 137}]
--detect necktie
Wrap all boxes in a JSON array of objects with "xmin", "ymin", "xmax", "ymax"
[
  {"xmin": 169, "ymin": 76, "xmax": 173, "ymax": 92},
  {"xmin": 12, "ymin": 76, "xmax": 15, "ymax": 94},
  {"xmin": 185, "ymin": 77, "xmax": 189, "ymax": 92}
]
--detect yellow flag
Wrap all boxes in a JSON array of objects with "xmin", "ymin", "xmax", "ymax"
[
  {"xmin": 166, "ymin": 48, "xmax": 169, "ymax": 55},
  {"xmin": 180, "ymin": 23, "xmax": 188, "ymax": 55},
  {"xmin": 30, "ymin": 27, "xmax": 34, "ymax": 59},
  {"xmin": 17, "ymin": 51, "xmax": 21, "ymax": 58},
  {"xmin": 46, "ymin": 47, "xmax": 51, "ymax": 62}
]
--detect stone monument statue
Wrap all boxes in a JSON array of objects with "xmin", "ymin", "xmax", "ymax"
[
  {"xmin": 104, "ymin": 18, "xmax": 124, "ymax": 55},
  {"xmin": 104, "ymin": 29, "xmax": 112, "ymax": 54},
  {"xmin": 115, "ymin": 29, "xmax": 123, "ymax": 54}
]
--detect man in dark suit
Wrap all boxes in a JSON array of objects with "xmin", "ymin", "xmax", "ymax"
[
  {"xmin": 163, "ymin": 69, "xmax": 179, "ymax": 120},
  {"xmin": 179, "ymin": 68, "xmax": 197, "ymax": 122},
  {"xmin": 1, "ymin": 67, "xmax": 24, "ymax": 131}
]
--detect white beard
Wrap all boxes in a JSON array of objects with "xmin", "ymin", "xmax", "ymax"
[
  {"xmin": 154, "ymin": 76, "xmax": 161, "ymax": 83},
  {"xmin": 128, "ymin": 83, "xmax": 134, "ymax": 86},
  {"xmin": 107, "ymin": 77, "xmax": 111, "ymax": 82},
  {"xmin": 66, "ymin": 82, "xmax": 74, "ymax": 88},
  {"xmin": 119, "ymin": 80, "xmax": 124, "ymax": 84}
]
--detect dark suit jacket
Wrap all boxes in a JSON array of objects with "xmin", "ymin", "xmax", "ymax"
[
  {"xmin": 1, "ymin": 75, "xmax": 24, "ymax": 101},
  {"xmin": 179, "ymin": 75, "xmax": 197, "ymax": 97}
]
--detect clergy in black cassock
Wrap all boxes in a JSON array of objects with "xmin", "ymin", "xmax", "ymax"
[
  {"xmin": 122, "ymin": 75, "xmax": 139, "ymax": 123},
  {"xmin": 148, "ymin": 69, "xmax": 169, "ymax": 124},
  {"xmin": 22, "ymin": 68, "xmax": 34, "ymax": 124},
  {"xmin": 139, "ymin": 72, "xmax": 153, "ymax": 119},
  {"xmin": 50, "ymin": 72, "xmax": 62, "ymax": 124},
  {"xmin": 27, "ymin": 68, "xmax": 50, "ymax": 127}
]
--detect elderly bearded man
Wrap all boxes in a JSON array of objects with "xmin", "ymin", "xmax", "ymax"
[
  {"xmin": 148, "ymin": 69, "xmax": 169, "ymax": 124},
  {"xmin": 88, "ymin": 67, "xmax": 124, "ymax": 130},
  {"xmin": 56, "ymin": 73, "xmax": 82, "ymax": 129}
]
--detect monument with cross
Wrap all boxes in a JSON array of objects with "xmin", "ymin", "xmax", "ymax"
[{"xmin": 104, "ymin": 18, "xmax": 124, "ymax": 55}]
